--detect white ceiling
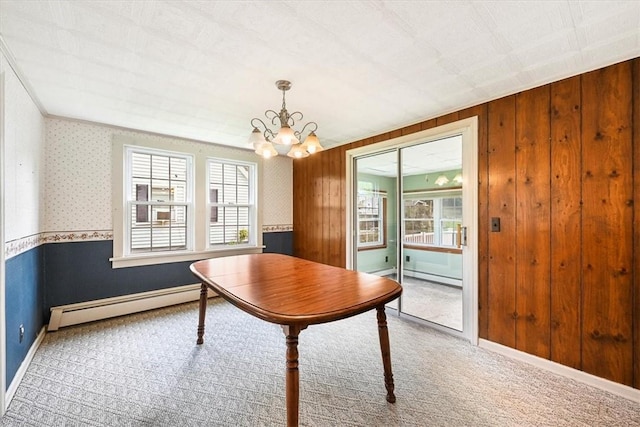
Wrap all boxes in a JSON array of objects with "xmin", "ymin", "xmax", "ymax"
[{"xmin": 1, "ymin": 1, "xmax": 639, "ymax": 153}]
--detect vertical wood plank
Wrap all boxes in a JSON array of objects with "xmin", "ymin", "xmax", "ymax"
[
  {"xmin": 373, "ymin": 133, "xmax": 390, "ymax": 144},
  {"xmin": 421, "ymin": 118, "xmax": 437, "ymax": 131},
  {"xmin": 582, "ymin": 62, "xmax": 634, "ymax": 385},
  {"xmin": 437, "ymin": 111, "xmax": 460, "ymax": 127},
  {"xmin": 515, "ymin": 86, "xmax": 551, "ymax": 358},
  {"xmin": 401, "ymin": 123, "xmax": 422, "ymax": 136},
  {"xmin": 388, "ymin": 129, "xmax": 402, "ymax": 140},
  {"xmin": 306, "ymin": 152, "xmax": 321, "ymax": 262},
  {"xmin": 460, "ymin": 104, "xmax": 490, "ymax": 338},
  {"xmin": 338, "ymin": 146, "xmax": 347, "ymax": 268},
  {"xmin": 321, "ymin": 152, "xmax": 331, "ymax": 264},
  {"xmin": 292, "ymin": 156, "xmax": 306, "ymax": 257},
  {"xmin": 633, "ymin": 58, "xmax": 640, "ymax": 389},
  {"xmin": 550, "ymin": 76, "xmax": 582, "ymax": 369},
  {"xmin": 487, "ymin": 96, "xmax": 517, "ymax": 347},
  {"xmin": 328, "ymin": 147, "xmax": 342, "ymax": 267}
]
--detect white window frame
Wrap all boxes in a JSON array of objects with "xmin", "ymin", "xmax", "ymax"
[
  {"xmin": 111, "ymin": 136, "xmax": 263, "ymax": 269},
  {"xmin": 357, "ymin": 191, "xmax": 385, "ymax": 248},
  {"xmin": 403, "ymin": 192, "xmax": 462, "ymax": 248},
  {"xmin": 207, "ymin": 157, "xmax": 258, "ymax": 249},
  {"xmin": 124, "ymin": 146, "xmax": 194, "ymax": 255}
]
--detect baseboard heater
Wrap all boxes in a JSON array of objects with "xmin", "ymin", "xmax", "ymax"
[{"xmin": 48, "ymin": 284, "xmax": 217, "ymax": 331}]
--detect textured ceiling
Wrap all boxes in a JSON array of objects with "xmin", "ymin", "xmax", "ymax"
[{"xmin": 1, "ymin": 1, "xmax": 639, "ymax": 152}]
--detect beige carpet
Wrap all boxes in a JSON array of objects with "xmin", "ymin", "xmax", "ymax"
[{"xmin": 1, "ymin": 298, "xmax": 638, "ymax": 426}]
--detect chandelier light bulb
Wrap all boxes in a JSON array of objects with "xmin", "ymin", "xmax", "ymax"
[
  {"xmin": 287, "ymin": 144, "xmax": 309, "ymax": 159},
  {"xmin": 435, "ymin": 174, "xmax": 449, "ymax": 186},
  {"xmin": 248, "ymin": 127, "xmax": 267, "ymax": 150},
  {"xmin": 301, "ymin": 131, "xmax": 323, "ymax": 154},
  {"xmin": 274, "ymin": 124, "xmax": 299, "ymax": 146}
]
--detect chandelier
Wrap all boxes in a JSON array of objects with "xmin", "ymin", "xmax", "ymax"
[{"xmin": 248, "ymin": 80, "xmax": 323, "ymax": 159}]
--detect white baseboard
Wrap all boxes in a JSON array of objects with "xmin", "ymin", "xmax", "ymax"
[
  {"xmin": 5, "ymin": 326, "xmax": 46, "ymax": 410},
  {"xmin": 48, "ymin": 284, "xmax": 217, "ymax": 331},
  {"xmin": 479, "ymin": 339, "xmax": 640, "ymax": 403},
  {"xmin": 404, "ymin": 270, "xmax": 462, "ymax": 287}
]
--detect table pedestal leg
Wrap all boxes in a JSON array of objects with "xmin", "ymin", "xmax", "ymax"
[
  {"xmin": 376, "ymin": 305, "xmax": 396, "ymax": 403},
  {"xmin": 196, "ymin": 283, "xmax": 208, "ymax": 345},
  {"xmin": 282, "ymin": 325, "xmax": 303, "ymax": 427}
]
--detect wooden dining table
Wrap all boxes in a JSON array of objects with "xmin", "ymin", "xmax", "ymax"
[{"xmin": 190, "ymin": 253, "xmax": 402, "ymax": 426}]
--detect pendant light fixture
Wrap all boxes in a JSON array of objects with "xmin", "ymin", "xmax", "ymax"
[{"xmin": 248, "ymin": 80, "xmax": 324, "ymax": 159}]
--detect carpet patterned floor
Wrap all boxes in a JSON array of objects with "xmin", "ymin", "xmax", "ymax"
[{"xmin": 1, "ymin": 298, "xmax": 639, "ymax": 426}]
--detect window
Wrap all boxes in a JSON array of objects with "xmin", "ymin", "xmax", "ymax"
[
  {"xmin": 112, "ymin": 136, "xmax": 262, "ymax": 268},
  {"xmin": 357, "ymin": 185, "xmax": 386, "ymax": 248},
  {"xmin": 126, "ymin": 147, "xmax": 193, "ymax": 254},
  {"xmin": 403, "ymin": 194, "xmax": 462, "ymax": 248},
  {"xmin": 208, "ymin": 159, "xmax": 255, "ymax": 247},
  {"xmin": 440, "ymin": 196, "xmax": 462, "ymax": 246},
  {"xmin": 404, "ymin": 199, "xmax": 434, "ymax": 245}
]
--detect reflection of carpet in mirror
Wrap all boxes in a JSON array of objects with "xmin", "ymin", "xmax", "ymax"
[
  {"xmin": 401, "ymin": 277, "xmax": 463, "ymax": 331},
  {"xmin": 384, "ymin": 274, "xmax": 462, "ymax": 331}
]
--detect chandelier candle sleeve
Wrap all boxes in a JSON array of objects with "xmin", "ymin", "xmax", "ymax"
[{"xmin": 248, "ymin": 80, "xmax": 324, "ymax": 159}]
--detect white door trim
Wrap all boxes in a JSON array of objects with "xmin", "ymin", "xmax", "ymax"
[{"xmin": 345, "ymin": 117, "xmax": 478, "ymax": 344}]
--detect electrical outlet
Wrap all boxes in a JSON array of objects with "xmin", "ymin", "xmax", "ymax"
[
  {"xmin": 19, "ymin": 324, "xmax": 24, "ymax": 343},
  {"xmin": 405, "ymin": 255, "xmax": 410, "ymax": 262},
  {"xmin": 491, "ymin": 217, "xmax": 501, "ymax": 232},
  {"xmin": 385, "ymin": 256, "xmax": 388, "ymax": 262}
]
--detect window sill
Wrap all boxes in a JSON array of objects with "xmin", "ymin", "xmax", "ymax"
[{"xmin": 110, "ymin": 245, "xmax": 265, "ymax": 269}]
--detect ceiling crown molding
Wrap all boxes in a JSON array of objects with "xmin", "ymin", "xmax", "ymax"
[{"xmin": 0, "ymin": 34, "xmax": 48, "ymax": 116}]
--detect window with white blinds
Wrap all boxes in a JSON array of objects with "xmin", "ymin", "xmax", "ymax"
[
  {"xmin": 113, "ymin": 137, "xmax": 262, "ymax": 268},
  {"xmin": 125, "ymin": 147, "xmax": 193, "ymax": 254},
  {"xmin": 208, "ymin": 159, "xmax": 256, "ymax": 247}
]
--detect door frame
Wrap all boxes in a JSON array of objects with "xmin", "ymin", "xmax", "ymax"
[{"xmin": 345, "ymin": 117, "xmax": 478, "ymax": 344}]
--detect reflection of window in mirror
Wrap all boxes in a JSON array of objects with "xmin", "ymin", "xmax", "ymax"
[
  {"xmin": 403, "ymin": 192, "xmax": 462, "ymax": 248},
  {"xmin": 357, "ymin": 186, "xmax": 387, "ymax": 250}
]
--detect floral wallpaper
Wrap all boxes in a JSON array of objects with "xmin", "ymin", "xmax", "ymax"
[{"xmin": 4, "ymin": 117, "xmax": 293, "ymax": 259}]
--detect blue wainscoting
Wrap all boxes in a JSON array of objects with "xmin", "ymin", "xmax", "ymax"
[
  {"xmin": 44, "ymin": 240, "xmax": 195, "ymax": 311},
  {"xmin": 5, "ymin": 246, "xmax": 45, "ymax": 386},
  {"xmin": 263, "ymin": 231, "xmax": 293, "ymax": 255},
  {"xmin": 45, "ymin": 231, "xmax": 293, "ymax": 312}
]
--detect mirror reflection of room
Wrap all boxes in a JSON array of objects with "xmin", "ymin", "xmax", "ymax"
[{"xmin": 355, "ymin": 136, "xmax": 463, "ymax": 331}]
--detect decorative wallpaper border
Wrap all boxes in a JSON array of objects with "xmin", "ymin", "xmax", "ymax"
[
  {"xmin": 5, "ymin": 226, "xmax": 292, "ymax": 259},
  {"xmin": 4, "ymin": 234, "xmax": 42, "ymax": 260},
  {"xmin": 262, "ymin": 224, "xmax": 293, "ymax": 232},
  {"xmin": 41, "ymin": 230, "xmax": 114, "ymax": 244},
  {"xmin": 5, "ymin": 230, "xmax": 113, "ymax": 259}
]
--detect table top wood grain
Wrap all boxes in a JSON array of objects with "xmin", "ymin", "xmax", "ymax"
[{"xmin": 190, "ymin": 253, "xmax": 402, "ymax": 326}]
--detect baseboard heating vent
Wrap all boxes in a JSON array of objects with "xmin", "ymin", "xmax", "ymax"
[{"xmin": 48, "ymin": 284, "xmax": 216, "ymax": 331}]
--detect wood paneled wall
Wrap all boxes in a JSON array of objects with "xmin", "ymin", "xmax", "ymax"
[{"xmin": 293, "ymin": 58, "xmax": 640, "ymax": 389}]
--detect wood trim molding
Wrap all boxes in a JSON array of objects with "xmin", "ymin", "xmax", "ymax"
[{"xmin": 403, "ymin": 244, "xmax": 462, "ymax": 255}]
